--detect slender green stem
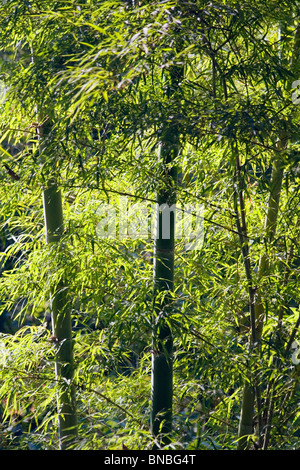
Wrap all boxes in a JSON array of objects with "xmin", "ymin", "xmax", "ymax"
[
  {"xmin": 239, "ymin": 22, "xmax": 300, "ymax": 446},
  {"xmin": 232, "ymin": 144, "xmax": 258, "ymax": 450},
  {"xmin": 43, "ymin": 183, "xmax": 78, "ymax": 449},
  {"xmin": 31, "ymin": 40, "xmax": 77, "ymax": 447},
  {"xmin": 151, "ymin": 55, "xmax": 183, "ymax": 445},
  {"xmin": 235, "ymin": 17, "xmax": 300, "ymax": 444},
  {"xmin": 237, "ymin": 382, "xmax": 255, "ymax": 450},
  {"xmin": 237, "ymin": 151, "xmax": 285, "ymax": 449},
  {"xmin": 151, "ymin": 137, "xmax": 178, "ymax": 445}
]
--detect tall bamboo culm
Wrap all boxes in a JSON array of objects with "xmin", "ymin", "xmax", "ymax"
[
  {"xmin": 43, "ymin": 181, "xmax": 78, "ymax": 449},
  {"xmin": 151, "ymin": 58, "xmax": 183, "ymax": 446},
  {"xmin": 151, "ymin": 132, "xmax": 178, "ymax": 445},
  {"xmin": 30, "ymin": 39, "xmax": 78, "ymax": 449},
  {"xmin": 237, "ymin": 23, "xmax": 300, "ymax": 449}
]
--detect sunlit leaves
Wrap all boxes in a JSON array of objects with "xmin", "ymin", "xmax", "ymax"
[{"xmin": 0, "ymin": 0, "xmax": 299, "ymax": 450}]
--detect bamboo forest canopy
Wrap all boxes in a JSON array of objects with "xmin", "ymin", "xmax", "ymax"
[{"xmin": 0, "ymin": 0, "xmax": 299, "ymax": 451}]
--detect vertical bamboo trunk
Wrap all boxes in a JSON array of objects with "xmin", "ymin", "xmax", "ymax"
[
  {"xmin": 30, "ymin": 43, "xmax": 77, "ymax": 448},
  {"xmin": 151, "ymin": 61, "xmax": 183, "ymax": 445},
  {"xmin": 151, "ymin": 135, "xmax": 178, "ymax": 443},
  {"xmin": 237, "ymin": 149, "xmax": 285, "ymax": 449},
  {"xmin": 254, "ymin": 154, "xmax": 285, "ymax": 338},
  {"xmin": 43, "ymin": 183, "xmax": 78, "ymax": 449},
  {"xmin": 237, "ymin": 138, "xmax": 288, "ymax": 450},
  {"xmin": 237, "ymin": 21, "xmax": 300, "ymax": 449}
]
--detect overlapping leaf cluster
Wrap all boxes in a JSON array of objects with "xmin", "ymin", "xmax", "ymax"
[{"xmin": 0, "ymin": 0, "xmax": 299, "ymax": 450}]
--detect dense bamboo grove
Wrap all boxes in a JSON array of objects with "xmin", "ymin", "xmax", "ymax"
[{"xmin": 0, "ymin": 0, "xmax": 299, "ymax": 451}]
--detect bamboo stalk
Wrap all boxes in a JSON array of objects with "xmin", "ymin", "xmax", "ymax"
[
  {"xmin": 43, "ymin": 182, "xmax": 78, "ymax": 449},
  {"xmin": 38, "ymin": 112, "xmax": 78, "ymax": 448},
  {"xmin": 237, "ymin": 19, "xmax": 300, "ymax": 448},
  {"xmin": 232, "ymin": 144, "xmax": 258, "ymax": 450},
  {"xmin": 151, "ymin": 133, "xmax": 178, "ymax": 445},
  {"xmin": 237, "ymin": 150, "xmax": 285, "ymax": 449},
  {"xmin": 150, "ymin": 58, "xmax": 183, "ymax": 445},
  {"xmin": 30, "ymin": 41, "xmax": 77, "ymax": 448}
]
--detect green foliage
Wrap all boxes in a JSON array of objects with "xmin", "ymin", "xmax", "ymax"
[{"xmin": 0, "ymin": 0, "xmax": 299, "ymax": 450}]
